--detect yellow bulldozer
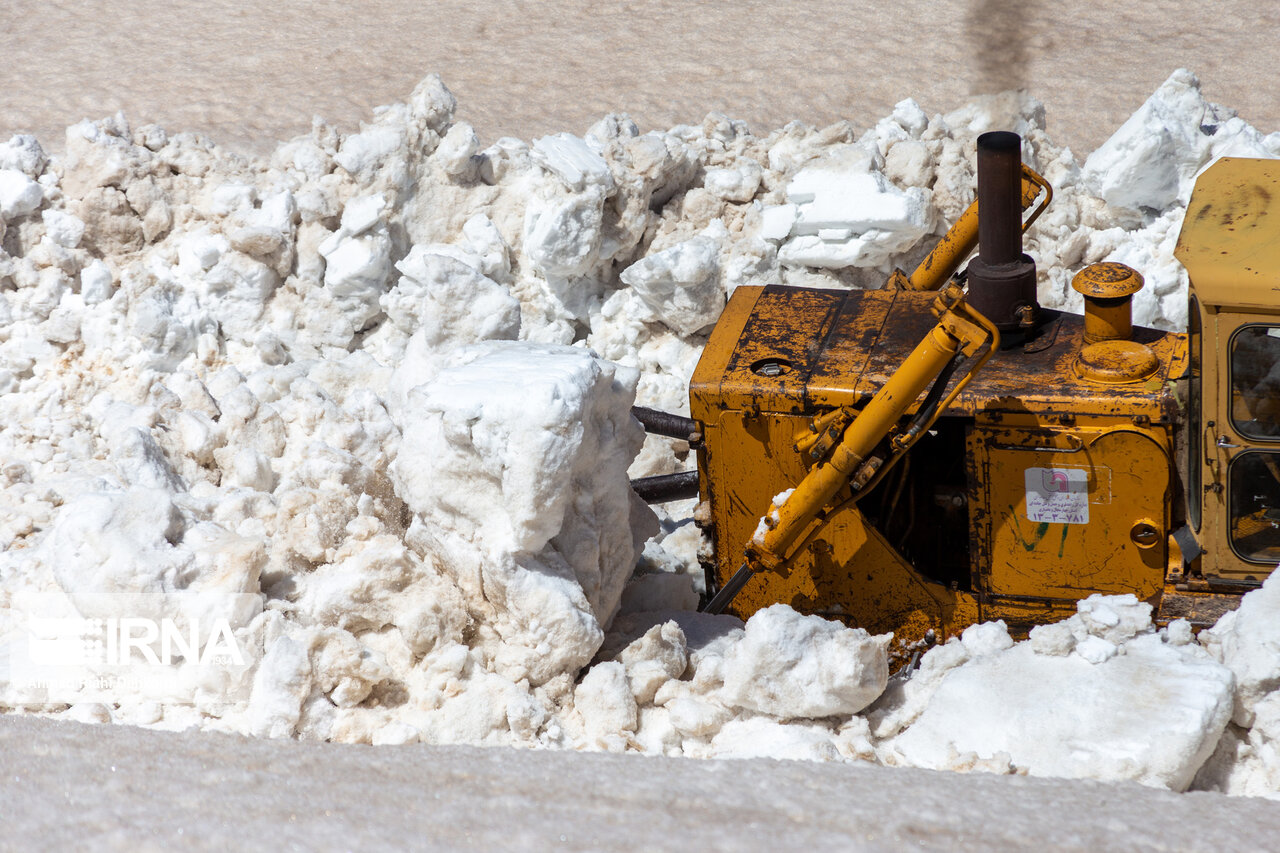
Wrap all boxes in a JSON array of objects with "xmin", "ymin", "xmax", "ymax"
[{"xmin": 631, "ymin": 131, "xmax": 1280, "ymax": 660}]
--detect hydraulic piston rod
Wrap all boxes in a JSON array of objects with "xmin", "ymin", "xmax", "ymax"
[{"xmin": 704, "ymin": 285, "xmax": 999, "ymax": 614}]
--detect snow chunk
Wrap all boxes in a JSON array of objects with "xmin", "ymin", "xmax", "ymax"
[
  {"xmin": 614, "ymin": 621, "xmax": 688, "ymax": 704},
  {"xmin": 1074, "ymin": 593, "xmax": 1152, "ymax": 645},
  {"xmin": 320, "ymin": 228, "xmax": 390, "ymax": 303},
  {"xmin": 523, "ymin": 189, "xmax": 605, "ymax": 279},
  {"xmin": 179, "ymin": 230, "xmax": 228, "ymax": 272},
  {"xmin": 1201, "ymin": 571, "xmax": 1280, "ymax": 727},
  {"xmin": 383, "ymin": 246, "xmax": 520, "ymax": 342},
  {"xmin": 759, "ymin": 204, "xmax": 798, "ymax": 242},
  {"xmin": 619, "ymin": 234, "xmax": 722, "ymax": 336},
  {"xmin": 391, "ymin": 341, "xmax": 654, "ymax": 685},
  {"xmin": 532, "ymin": 133, "xmax": 615, "ymax": 192},
  {"xmin": 246, "ymin": 635, "xmax": 312, "ymax": 739},
  {"xmin": 80, "ymin": 259, "xmax": 114, "ymax": 305},
  {"xmin": 719, "ymin": 605, "xmax": 890, "ymax": 719},
  {"xmin": 42, "ymin": 210, "xmax": 85, "ymax": 248},
  {"xmin": 777, "ymin": 148, "xmax": 933, "ymax": 268},
  {"xmin": 1194, "ymin": 691, "xmax": 1280, "ymax": 798},
  {"xmin": 318, "ymin": 194, "xmax": 392, "ymax": 326},
  {"xmin": 0, "ymin": 169, "xmax": 43, "ymax": 219},
  {"xmin": 704, "ymin": 162, "xmax": 762, "ymax": 202},
  {"xmin": 575, "ymin": 661, "xmax": 638, "ymax": 748},
  {"xmin": 0, "ymin": 134, "xmax": 47, "ymax": 177},
  {"xmin": 435, "ymin": 122, "xmax": 480, "ymax": 177},
  {"xmin": 887, "ymin": 630, "xmax": 1234, "ymax": 791}
]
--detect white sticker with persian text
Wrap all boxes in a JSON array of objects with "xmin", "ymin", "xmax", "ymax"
[{"xmin": 1024, "ymin": 467, "xmax": 1089, "ymax": 524}]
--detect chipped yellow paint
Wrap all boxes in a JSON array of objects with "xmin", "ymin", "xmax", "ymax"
[
  {"xmin": 685, "ymin": 157, "xmax": 1280, "ymax": 646},
  {"xmin": 967, "ymin": 425, "xmax": 1168, "ymax": 602},
  {"xmin": 1176, "ymin": 160, "xmax": 1280, "ymax": 585},
  {"xmin": 1176, "ymin": 158, "xmax": 1280, "ymax": 311},
  {"xmin": 691, "ymin": 283, "xmax": 1184, "ymax": 640}
]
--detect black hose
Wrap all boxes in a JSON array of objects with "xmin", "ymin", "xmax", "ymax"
[{"xmin": 899, "ymin": 354, "xmax": 964, "ymax": 444}]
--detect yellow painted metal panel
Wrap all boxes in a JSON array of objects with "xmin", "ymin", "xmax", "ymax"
[
  {"xmin": 969, "ymin": 425, "xmax": 1169, "ymax": 602},
  {"xmin": 700, "ymin": 407, "xmax": 978, "ymax": 656},
  {"xmin": 1176, "ymin": 157, "xmax": 1280, "ymax": 311},
  {"xmin": 690, "ymin": 277, "xmax": 1193, "ymax": 644}
]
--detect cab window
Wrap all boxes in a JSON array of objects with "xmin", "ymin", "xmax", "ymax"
[
  {"xmin": 1228, "ymin": 451, "xmax": 1280, "ymax": 563},
  {"xmin": 1230, "ymin": 326, "xmax": 1280, "ymax": 440}
]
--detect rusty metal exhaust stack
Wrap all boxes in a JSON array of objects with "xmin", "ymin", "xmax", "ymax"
[{"xmin": 965, "ymin": 131, "xmax": 1039, "ymax": 332}]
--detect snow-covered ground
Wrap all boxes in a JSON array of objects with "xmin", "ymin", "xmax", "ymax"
[
  {"xmin": 2, "ymin": 714, "xmax": 1278, "ymax": 852},
  {"xmin": 4, "ymin": 0, "xmax": 1278, "ymax": 160}
]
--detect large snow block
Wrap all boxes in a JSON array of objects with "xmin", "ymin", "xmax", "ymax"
[
  {"xmin": 619, "ymin": 235, "xmax": 722, "ymax": 336},
  {"xmin": 391, "ymin": 341, "xmax": 656, "ymax": 685},
  {"xmin": 773, "ymin": 148, "xmax": 933, "ymax": 269},
  {"xmin": 886, "ymin": 634, "xmax": 1234, "ymax": 790},
  {"xmin": 1201, "ymin": 571, "xmax": 1280, "ymax": 727}
]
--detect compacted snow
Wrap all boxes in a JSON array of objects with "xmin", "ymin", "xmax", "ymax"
[
  {"xmin": 6, "ymin": 0, "xmax": 1280, "ymax": 161},
  {"xmin": 1, "ymin": 67, "xmax": 1279, "ymax": 800},
  {"xmin": 3, "ymin": 714, "xmax": 1279, "ymax": 852}
]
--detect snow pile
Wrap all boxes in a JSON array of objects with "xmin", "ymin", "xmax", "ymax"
[
  {"xmin": 1071, "ymin": 69, "xmax": 1280, "ymax": 329},
  {"xmin": 0, "ymin": 68, "xmax": 1277, "ymax": 796},
  {"xmin": 1194, "ymin": 572, "xmax": 1280, "ymax": 796},
  {"xmin": 587, "ymin": 607, "xmax": 885, "ymax": 762},
  {"xmin": 1083, "ymin": 69, "xmax": 1276, "ymax": 216},
  {"xmin": 719, "ymin": 604, "xmax": 888, "ymax": 719}
]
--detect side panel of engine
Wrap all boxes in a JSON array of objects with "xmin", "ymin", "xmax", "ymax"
[{"xmin": 966, "ymin": 421, "xmax": 1172, "ymax": 628}]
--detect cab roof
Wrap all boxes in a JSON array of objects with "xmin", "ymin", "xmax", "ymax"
[{"xmin": 1176, "ymin": 157, "xmax": 1280, "ymax": 311}]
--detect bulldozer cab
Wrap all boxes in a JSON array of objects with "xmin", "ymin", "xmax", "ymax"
[{"xmin": 1177, "ymin": 157, "xmax": 1280, "ymax": 583}]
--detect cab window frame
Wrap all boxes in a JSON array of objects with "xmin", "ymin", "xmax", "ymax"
[{"xmin": 1188, "ymin": 296, "xmax": 1201, "ymax": 531}]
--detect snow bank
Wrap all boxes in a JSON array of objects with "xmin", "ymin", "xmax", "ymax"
[
  {"xmin": 0, "ymin": 68, "xmax": 1278, "ymax": 796},
  {"xmin": 1193, "ymin": 572, "xmax": 1280, "ymax": 797}
]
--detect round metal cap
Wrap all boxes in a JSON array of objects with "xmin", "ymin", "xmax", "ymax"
[
  {"xmin": 1071, "ymin": 262, "xmax": 1144, "ymax": 299},
  {"xmin": 1073, "ymin": 340, "xmax": 1160, "ymax": 384}
]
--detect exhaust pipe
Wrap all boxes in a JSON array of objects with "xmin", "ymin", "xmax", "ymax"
[{"xmin": 964, "ymin": 131, "xmax": 1039, "ymax": 332}]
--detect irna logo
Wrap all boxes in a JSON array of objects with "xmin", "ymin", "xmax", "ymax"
[{"xmin": 27, "ymin": 615, "xmax": 246, "ymax": 667}]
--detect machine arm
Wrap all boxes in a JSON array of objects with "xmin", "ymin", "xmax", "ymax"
[
  {"xmin": 901, "ymin": 164, "xmax": 1052, "ymax": 292},
  {"xmin": 703, "ymin": 283, "xmax": 1000, "ymax": 614}
]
